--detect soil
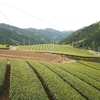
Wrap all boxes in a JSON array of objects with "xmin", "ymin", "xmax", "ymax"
[
  {"xmin": 0, "ymin": 50, "xmax": 75, "ymax": 62},
  {"xmin": 0, "ymin": 60, "xmax": 10, "ymax": 100}
]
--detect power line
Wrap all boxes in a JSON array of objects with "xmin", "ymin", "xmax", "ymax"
[
  {"xmin": 0, "ymin": 10, "xmax": 12, "ymax": 24},
  {"xmin": 0, "ymin": 1, "xmax": 65, "ymax": 30}
]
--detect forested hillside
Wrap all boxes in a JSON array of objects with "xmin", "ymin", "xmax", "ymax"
[
  {"xmin": 0, "ymin": 28, "xmax": 41, "ymax": 45},
  {"xmin": 59, "ymin": 21, "xmax": 100, "ymax": 51},
  {"xmin": 0, "ymin": 23, "xmax": 73, "ymax": 45}
]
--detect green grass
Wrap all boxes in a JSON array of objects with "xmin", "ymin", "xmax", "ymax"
[{"xmin": 0, "ymin": 44, "xmax": 7, "ymax": 48}]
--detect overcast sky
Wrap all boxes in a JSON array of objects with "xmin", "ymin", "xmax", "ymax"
[{"xmin": 0, "ymin": 0, "xmax": 100, "ymax": 31}]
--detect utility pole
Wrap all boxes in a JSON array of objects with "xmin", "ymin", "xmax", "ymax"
[
  {"xmin": 29, "ymin": 37, "xmax": 30, "ymax": 45},
  {"xmin": 83, "ymin": 42, "xmax": 85, "ymax": 50},
  {"xmin": 23, "ymin": 39, "xmax": 25, "ymax": 46},
  {"xmin": 45, "ymin": 38, "xmax": 46, "ymax": 44},
  {"xmin": 50, "ymin": 38, "xmax": 53, "ymax": 52},
  {"xmin": 98, "ymin": 46, "xmax": 100, "ymax": 55},
  {"xmin": 92, "ymin": 42, "xmax": 95, "ymax": 51},
  {"xmin": 52, "ymin": 37, "xmax": 56, "ymax": 53},
  {"xmin": 4, "ymin": 38, "xmax": 5, "ymax": 45},
  {"xmin": 50, "ymin": 37, "xmax": 56, "ymax": 53}
]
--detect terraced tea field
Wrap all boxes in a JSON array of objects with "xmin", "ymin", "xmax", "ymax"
[
  {"xmin": 0, "ymin": 58, "xmax": 100, "ymax": 100},
  {"xmin": 18, "ymin": 44, "xmax": 95, "ymax": 57}
]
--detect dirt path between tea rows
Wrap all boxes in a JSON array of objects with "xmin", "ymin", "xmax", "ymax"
[{"xmin": 0, "ymin": 60, "xmax": 10, "ymax": 100}]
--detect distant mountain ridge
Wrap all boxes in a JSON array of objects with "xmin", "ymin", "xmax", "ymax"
[
  {"xmin": 59, "ymin": 21, "xmax": 100, "ymax": 51},
  {"xmin": 0, "ymin": 23, "xmax": 73, "ymax": 45},
  {"xmin": 0, "ymin": 27, "xmax": 40, "ymax": 45}
]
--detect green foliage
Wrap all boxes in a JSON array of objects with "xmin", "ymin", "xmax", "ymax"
[
  {"xmin": 60, "ymin": 62, "xmax": 100, "ymax": 82},
  {"xmin": 10, "ymin": 59, "xmax": 48, "ymax": 100},
  {"xmin": 0, "ymin": 58, "xmax": 6, "ymax": 95},
  {"xmin": 18, "ymin": 44, "xmax": 95, "ymax": 57},
  {"xmin": 0, "ymin": 44, "xmax": 7, "ymax": 48},
  {"xmin": 0, "ymin": 28, "xmax": 39, "ymax": 45},
  {"xmin": 48, "ymin": 62, "xmax": 100, "ymax": 100},
  {"xmin": 27, "ymin": 60, "xmax": 85, "ymax": 100},
  {"xmin": 0, "ymin": 57, "xmax": 100, "ymax": 99},
  {"xmin": 59, "ymin": 21, "xmax": 100, "ymax": 51},
  {"xmin": 0, "ymin": 23, "xmax": 73, "ymax": 45}
]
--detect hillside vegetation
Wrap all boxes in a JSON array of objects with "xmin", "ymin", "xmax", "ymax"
[
  {"xmin": 0, "ymin": 28, "xmax": 41, "ymax": 45},
  {"xmin": 59, "ymin": 21, "xmax": 100, "ymax": 51},
  {"xmin": 0, "ymin": 23, "xmax": 73, "ymax": 45}
]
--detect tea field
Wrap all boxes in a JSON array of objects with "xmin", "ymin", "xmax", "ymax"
[
  {"xmin": 0, "ymin": 58, "xmax": 100, "ymax": 100},
  {"xmin": 18, "ymin": 44, "xmax": 95, "ymax": 57}
]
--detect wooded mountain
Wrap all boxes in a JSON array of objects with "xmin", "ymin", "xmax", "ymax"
[
  {"xmin": 0, "ymin": 28, "xmax": 41, "ymax": 45},
  {"xmin": 0, "ymin": 23, "xmax": 73, "ymax": 45},
  {"xmin": 59, "ymin": 21, "xmax": 100, "ymax": 51}
]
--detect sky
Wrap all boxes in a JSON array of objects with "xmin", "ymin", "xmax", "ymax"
[{"xmin": 0, "ymin": 0, "xmax": 100, "ymax": 31}]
